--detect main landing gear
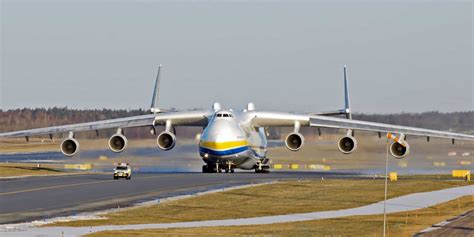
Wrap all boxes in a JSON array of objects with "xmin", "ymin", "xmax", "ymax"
[{"xmin": 255, "ymin": 161, "xmax": 270, "ymax": 173}]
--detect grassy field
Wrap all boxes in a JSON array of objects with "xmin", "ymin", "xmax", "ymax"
[
  {"xmin": 86, "ymin": 195, "xmax": 474, "ymax": 237},
  {"xmin": 49, "ymin": 176, "xmax": 470, "ymax": 227},
  {"xmin": 0, "ymin": 163, "xmax": 69, "ymax": 177},
  {"xmin": 0, "ymin": 138, "xmax": 162, "ymax": 154},
  {"xmin": 268, "ymin": 134, "xmax": 473, "ymax": 171}
]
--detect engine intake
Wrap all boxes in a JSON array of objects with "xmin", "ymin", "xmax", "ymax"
[
  {"xmin": 338, "ymin": 135, "xmax": 357, "ymax": 154},
  {"xmin": 390, "ymin": 142, "xmax": 410, "ymax": 159},
  {"xmin": 157, "ymin": 131, "xmax": 176, "ymax": 150},
  {"xmin": 60, "ymin": 138, "xmax": 79, "ymax": 157},
  {"xmin": 108, "ymin": 134, "xmax": 128, "ymax": 153},
  {"xmin": 285, "ymin": 133, "xmax": 304, "ymax": 151}
]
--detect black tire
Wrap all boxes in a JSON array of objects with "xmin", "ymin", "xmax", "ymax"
[
  {"xmin": 114, "ymin": 176, "xmax": 118, "ymax": 180},
  {"xmin": 231, "ymin": 169, "xmax": 235, "ymax": 173},
  {"xmin": 255, "ymin": 169, "xmax": 269, "ymax": 174},
  {"xmin": 202, "ymin": 165, "xmax": 209, "ymax": 173},
  {"xmin": 126, "ymin": 176, "xmax": 131, "ymax": 180}
]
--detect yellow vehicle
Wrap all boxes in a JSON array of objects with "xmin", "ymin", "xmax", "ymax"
[{"xmin": 113, "ymin": 163, "xmax": 131, "ymax": 180}]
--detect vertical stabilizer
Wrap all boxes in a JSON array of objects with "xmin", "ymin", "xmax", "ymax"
[
  {"xmin": 150, "ymin": 65, "xmax": 162, "ymax": 113},
  {"xmin": 343, "ymin": 65, "xmax": 352, "ymax": 120}
]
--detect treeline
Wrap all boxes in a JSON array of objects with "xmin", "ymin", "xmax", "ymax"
[
  {"xmin": 0, "ymin": 108, "xmax": 182, "ymax": 139},
  {"xmin": 0, "ymin": 108, "xmax": 472, "ymax": 139},
  {"xmin": 353, "ymin": 111, "xmax": 474, "ymax": 133}
]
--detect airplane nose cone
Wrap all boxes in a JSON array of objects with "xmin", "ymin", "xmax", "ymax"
[{"xmin": 199, "ymin": 119, "xmax": 248, "ymax": 157}]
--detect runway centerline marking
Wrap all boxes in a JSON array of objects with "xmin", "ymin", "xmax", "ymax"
[{"xmin": 0, "ymin": 174, "xmax": 177, "ymax": 197}]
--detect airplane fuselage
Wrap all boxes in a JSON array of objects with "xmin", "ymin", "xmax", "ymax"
[{"xmin": 199, "ymin": 109, "xmax": 268, "ymax": 170}]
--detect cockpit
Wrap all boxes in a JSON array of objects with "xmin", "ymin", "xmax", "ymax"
[{"xmin": 215, "ymin": 112, "xmax": 233, "ymax": 118}]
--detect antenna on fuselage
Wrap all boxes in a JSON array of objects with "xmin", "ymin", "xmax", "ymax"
[{"xmin": 150, "ymin": 64, "xmax": 162, "ymax": 113}]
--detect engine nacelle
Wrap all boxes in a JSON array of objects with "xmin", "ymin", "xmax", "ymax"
[
  {"xmin": 390, "ymin": 142, "xmax": 410, "ymax": 159},
  {"xmin": 337, "ymin": 135, "xmax": 357, "ymax": 154},
  {"xmin": 108, "ymin": 134, "xmax": 128, "ymax": 153},
  {"xmin": 157, "ymin": 131, "xmax": 176, "ymax": 151},
  {"xmin": 60, "ymin": 138, "xmax": 79, "ymax": 157},
  {"xmin": 285, "ymin": 133, "xmax": 304, "ymax": 151}
]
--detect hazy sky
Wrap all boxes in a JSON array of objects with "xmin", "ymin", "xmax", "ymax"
[{"xmin": 1, "ymin": 0, "xmax": 472, "ymax": 113}]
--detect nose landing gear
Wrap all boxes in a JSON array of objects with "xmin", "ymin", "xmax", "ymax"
[
  {"xmin": 202, "ymin": 164, "xmax": 219, "ymax": 173},
  {"xmin": 202, "ymin": 162, "xmax": 235, "ymax": 173},
  {"xmin": 225, "ymin": 162, "xmax": 235, "ymax": 173}
]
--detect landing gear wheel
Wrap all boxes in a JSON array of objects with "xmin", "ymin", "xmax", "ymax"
[
  {"xmin": 231, "ymin": 169, "xmax": 235, "ymax": 173},
  {"xmin": 203, "ymin": 164, "xmax": 220, "ymax": 173},
  {"xmin": 126, "ymin": 175, "xmax": 131, "ymax": 180},
  {"xmin": 255, "ymin": 168, "xmax": 270, "ymax": 173}
]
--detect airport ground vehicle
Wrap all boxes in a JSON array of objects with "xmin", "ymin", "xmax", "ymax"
[{"xmin": 113, "ymin": 163, "xmax": 131, "ymax": 180}]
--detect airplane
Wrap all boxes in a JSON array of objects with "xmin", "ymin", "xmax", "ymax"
[{"xmin": 0, "ymin": 65, "xmax": 473, "ymax": 173}]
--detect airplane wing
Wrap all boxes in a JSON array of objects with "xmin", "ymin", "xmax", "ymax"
[
  {"xmin": 249, "ymin": 111, "xmax": 474, "ymax": 141},
  {"xmin": 249, "ymin": 65, "xmax": 473, "ymax": 141},
  {"xmin": 0, "ymin": 110, "xmax": 211, "ymax": 138}
]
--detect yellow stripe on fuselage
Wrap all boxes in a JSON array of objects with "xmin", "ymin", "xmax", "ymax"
[{"xmin": 199, "ymin": 140, "xmax": 249, "ymax": 150}]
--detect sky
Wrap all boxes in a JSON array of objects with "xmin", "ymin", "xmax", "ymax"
[{"xmin": 1, "ymin": 0, "xmax": 472, "ymax": 113}]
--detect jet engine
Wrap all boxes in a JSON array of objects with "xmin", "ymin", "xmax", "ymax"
[
  {"xmin": 285, "ymin": 133, "xmax": 304, "ymax": 151},
  {"xmin": 157, "ymin": 131, "xmax": 176, "ymax": 150},
  {"xmin": 108, "ymin": 133, "xmax": 128, "ymax": 153},
  {"xmin": 390, "ymin": 142, "xmax": 410, "ymax": 159},
  {"xmin": 60, "ymin": 138, "xmax": 79, "ymax": 157},
  {"xmin": 337, "ymin": 135, "xmax": 357, "ymax": 154}
]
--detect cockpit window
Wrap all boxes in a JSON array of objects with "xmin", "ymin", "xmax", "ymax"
[{"xmin": 215, "ymin": 112, "xmax": 233, "ymax": 118}]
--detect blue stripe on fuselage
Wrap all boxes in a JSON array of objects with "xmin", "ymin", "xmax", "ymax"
[{"xmin": 199, "ymin": 146, "xmax": 249, "ymax": 156}]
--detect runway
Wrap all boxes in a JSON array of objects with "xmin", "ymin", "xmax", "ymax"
[{"xmin": 0, "ymin": 171, "xmax": 357, "ymax": 224}]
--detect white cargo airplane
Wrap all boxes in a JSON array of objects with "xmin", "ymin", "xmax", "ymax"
[{"xmin": 1, "ymin": 65, "xmax": 473, "ymax": 173}]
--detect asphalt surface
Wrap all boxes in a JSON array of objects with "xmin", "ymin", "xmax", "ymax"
[
  {"xmin": 420, "ymin": 210, "xmax": 474, "ymax": 237},
  {"xmin": 0, "ymin": 171, "xmax": 358, "ymax": 224}
]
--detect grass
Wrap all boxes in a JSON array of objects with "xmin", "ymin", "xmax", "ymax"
[
  {"xmin": 0, "ymin": 138, "xmax": 161, "ymax": 154},
  {"xmin": 0, "ymin": 139, "xmax": 60, "ymax": 153},
  {"xmin": 268, "ymin": 135, "xmax": 474, "ymax": 170},
  {"xmin": 85, "ymin": 195, "xmax": 474, "ymax": 237},
  {"xmin": 48, "ymin": 176, "xmax": 470, "ymax": 227},
  {"xmin": 0, "ymin": 163, "xmax": 67, "ymax": 177}
]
